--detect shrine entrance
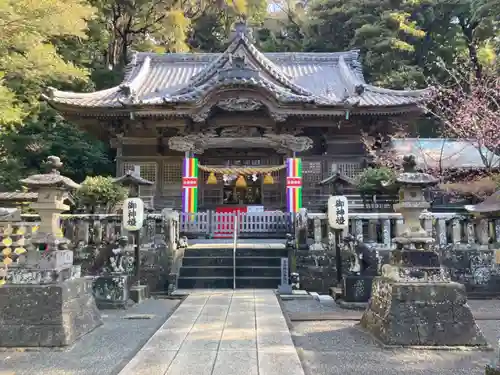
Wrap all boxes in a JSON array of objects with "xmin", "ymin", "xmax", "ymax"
[
  {"xmin": 199, "ymin": 150, "xmax": 285, "ymax": 211},
  {"xmin": 169, "ymin": 130, "xmax": 310, "ymax": 237}
]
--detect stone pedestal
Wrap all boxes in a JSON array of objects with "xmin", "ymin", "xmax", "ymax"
[
  {"xmin": 360, "ymin": 278, "xmax": 487, "ymax": 346},
  {"xmin": 130, "ymin": 284, "xmax": 150, "ymax": 303},
  {"xmin": 342, "ymin": 275, "xmax": 373, "ymax": 303},
  {"xmin": 92, "ymin": 274, "xmax": 131, "ymax": 309},
  {"xmin": 0, "ymin": 278, "xmax": 102, "ymax": 347},
  {"xmin": 0, "ymin": 156, "xmax": 103, "ymax": 347}
]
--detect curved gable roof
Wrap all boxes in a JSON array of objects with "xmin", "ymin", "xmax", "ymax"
[{"xmin": 44, "ymin": 25, "xmax": 428, "ymax": 116}]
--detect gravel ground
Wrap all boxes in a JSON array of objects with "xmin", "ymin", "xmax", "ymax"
[
  {"xmin": 283, "ymin": 298, "xmax": 500, "ymax": 318},
  {"xmin": 283, "ymin": 298, "xmax": 500, "ymax": 375},
  {"xmin": 292, "ymin": 320, "xmax": 498, "ymax": 375},
  {"xmin": 0, "ymin": 298, "xmax": 180, "ymax": 375},
  {"xmin": 282, "ymin": 298, "xmax": 346, "ymax": 315}
]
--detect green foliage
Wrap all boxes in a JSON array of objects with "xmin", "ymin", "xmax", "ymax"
[
  {"xmin": 75, "ymin": 176, "xmax": 129, "ymax": 213},
  {"xmin": 304, "ymin": 0, "xmax": 499, "ymax": 87},
  {"xmin": 0, "ymin": 107, "xmax": 114, "ymax": 191},
  {"xmin": 0, "ymin": 0, "xmax": 498, "ymax": 195},
  {"xmin": 355, "ymin": 167, "xmax": 397, "ymax": 196},
  {"xmin": 0, "ymin": 0, "xmax": 94, "ymax": 125}
]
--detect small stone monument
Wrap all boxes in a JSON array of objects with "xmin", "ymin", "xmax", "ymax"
[
  {"xmin": 295, "ymin": 208, "xmax": 308, "ymax": 250},
  {"xmin": 340, "ymin": 234, "xmax": 381, "ymax": 305},
  {"xmin": 360, "ymin": 155, "xmax": 488, "ymax": 347},
  {"xmin": 92, "ymin": 236, "xmax": 135, "ymax": 309},
  {"xmin": 0, "ymin": 156, "xmax": 102, "ymax": 347}
]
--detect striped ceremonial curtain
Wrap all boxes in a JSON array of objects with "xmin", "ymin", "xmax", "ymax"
[
  {"xmin": 182, "ymin": 157, "xmax": 198, "ymax": 213},
  {"xmin": 286, "ymin": 158, "xmax": 302, "ymax": 213}
]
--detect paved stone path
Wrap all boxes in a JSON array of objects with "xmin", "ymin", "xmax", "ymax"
[{"xmin": 118, "ymin": 290, "xmax": 304, "ymax": 375}]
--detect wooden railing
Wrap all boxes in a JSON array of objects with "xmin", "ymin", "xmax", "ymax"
[
  {"xmin": 179, "ymin": 211, "xmax": 293, "ymax": 238},
  {"xmin": 308, "ymin": 212, "xmax": 499, "ymax": 250}
]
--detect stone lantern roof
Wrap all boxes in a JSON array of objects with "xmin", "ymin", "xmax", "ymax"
[
  {"xmin": 112, "ymin": 171, "xmax": 154, "ymax": 186},
  {"xmin": 393, "ymin": 155, "xmax": 439, "ymax": 187},
  {"xmin": 20, "ymin": 156, "xmax": 80, "ymax": 190}
]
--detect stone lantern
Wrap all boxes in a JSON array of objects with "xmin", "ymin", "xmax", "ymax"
[
  {"xmin": 0, "ymin": 156, "xmax": 102, "ymax": 348},
  {"xmin": 360, "ymin": 155, "xmax": 488, "ymax": 347},
  {"xmin": 17, "ymin": 156, "xmax": 80, "ymax": 277}
]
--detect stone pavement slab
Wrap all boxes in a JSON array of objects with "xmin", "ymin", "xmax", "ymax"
[
  {"xmin": 0, "ymin": 298, "xmax": 180, "ymax": 375},
  {"xmin": 118, "ymin": 289, "xmax": 305, "ymax": 375}
]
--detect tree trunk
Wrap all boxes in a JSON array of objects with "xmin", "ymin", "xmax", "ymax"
[{"xmin": 460, "ymin": 21, "xmax": 482, "ymax": 80}]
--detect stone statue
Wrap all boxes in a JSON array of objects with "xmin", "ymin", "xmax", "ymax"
[
  {"xmin": 178, "ymin": 236, "xmax": 188, "ymax": 249},
  {"xmin": 342, "ymin": 234, "xmax": 381, "ymax": 276},
  {"xmin": 290, "ymin": 272, "xmax": 300, "ymax": 290},
  {"xmin": 92, "ymin": 236, "xmax": 134, "ymax": 275}
]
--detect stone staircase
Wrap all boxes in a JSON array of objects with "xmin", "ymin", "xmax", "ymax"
[{"xmin": 177, "ymin": 244, "xmax": 288, "ymax": 289}]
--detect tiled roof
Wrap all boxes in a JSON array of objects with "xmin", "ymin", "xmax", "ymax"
[
  {"xmin": 465, "ymin": 191, "xmax": 500, "ymax": 213},
  {"xmin": 391, "ymin": 138, "xmax": 500, "ymax": 169},
  {"xmin": 44, "ymin": 27, "xmax": 428, "ymax": 111}
]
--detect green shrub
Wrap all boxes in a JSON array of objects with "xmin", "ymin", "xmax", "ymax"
[
  {"xmin": 356, "ymin": 167, "xmax": 397, "ymax": 196},
  {"xmin": 75, "ymin": 176, "xmax": 129, "ymax": 213}
]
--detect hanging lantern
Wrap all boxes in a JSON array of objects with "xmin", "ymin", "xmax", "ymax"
[
  {"xmin": 235, "ymin": 175, "xmax": 247, "ymax": 188},
  {"xmin": 263, "ymin": 173, "xmax": 274, "ymax": 185},
  {"xmin": 206, "ymin": 172, "xmax": 217, "ymax": 185}
]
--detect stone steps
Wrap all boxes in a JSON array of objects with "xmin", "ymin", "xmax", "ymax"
[
  {"xmin": 177, "ymin": 276, "xmax": 283, "ymax": 289},
  {"xmin": 179, "ymin": 266, "xmax": 281, "ymax": 278},
  {"xmin": 177, "ymin": 245, "xmax": 288, "ymax": 289},
  {"xmin": 182, "ymin": 256, "xmax": 282, "ymax": 267}
]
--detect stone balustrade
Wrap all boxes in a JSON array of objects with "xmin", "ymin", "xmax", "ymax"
[
  {"xmin": 19, "ymin": 213, "xmax": 179, "ymax": 248},
  {"xmin": 5, "ymin": 212, "xmax": 181, "ymax": 293},
  {"xmin": 308, "ymin": 212, "xmax": 500, "ymax": 251}
]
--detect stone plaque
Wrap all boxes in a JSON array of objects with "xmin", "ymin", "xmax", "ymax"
[
  {"xmin": 39, "ymin": 250, "xmax": 73, "ymax": 269},
  {"xmin": 281, "ymin": 257, "xmax": 289, "ymax": 285}
]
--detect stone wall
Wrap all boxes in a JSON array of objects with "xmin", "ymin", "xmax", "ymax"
[
  {"xmin": 295, "ymin": 246, "xmax": 500, "ymax": 296},
  {"xmin": 302, "ymin": 213, "xmax": 500, "ymax": 296}
]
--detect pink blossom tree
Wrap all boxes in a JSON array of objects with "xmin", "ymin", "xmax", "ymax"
[{"xmin": 422, "ymin": 74, "xmax": 500, "ymax": 173}]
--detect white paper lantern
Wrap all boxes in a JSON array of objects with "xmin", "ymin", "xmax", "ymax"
[{"xmin": 122, "ymin": 198, "xmax": 144, "ymax": 231}]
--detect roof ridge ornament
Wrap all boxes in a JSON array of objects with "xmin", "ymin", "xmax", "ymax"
[{"xmin": 232, "ymin": 20, "xmax": 254, "ymax": 43}]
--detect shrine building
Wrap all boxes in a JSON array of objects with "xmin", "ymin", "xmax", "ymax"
[{"xmin": 44, "ymin": 22, "xmax": 427, "ymax": 216}]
